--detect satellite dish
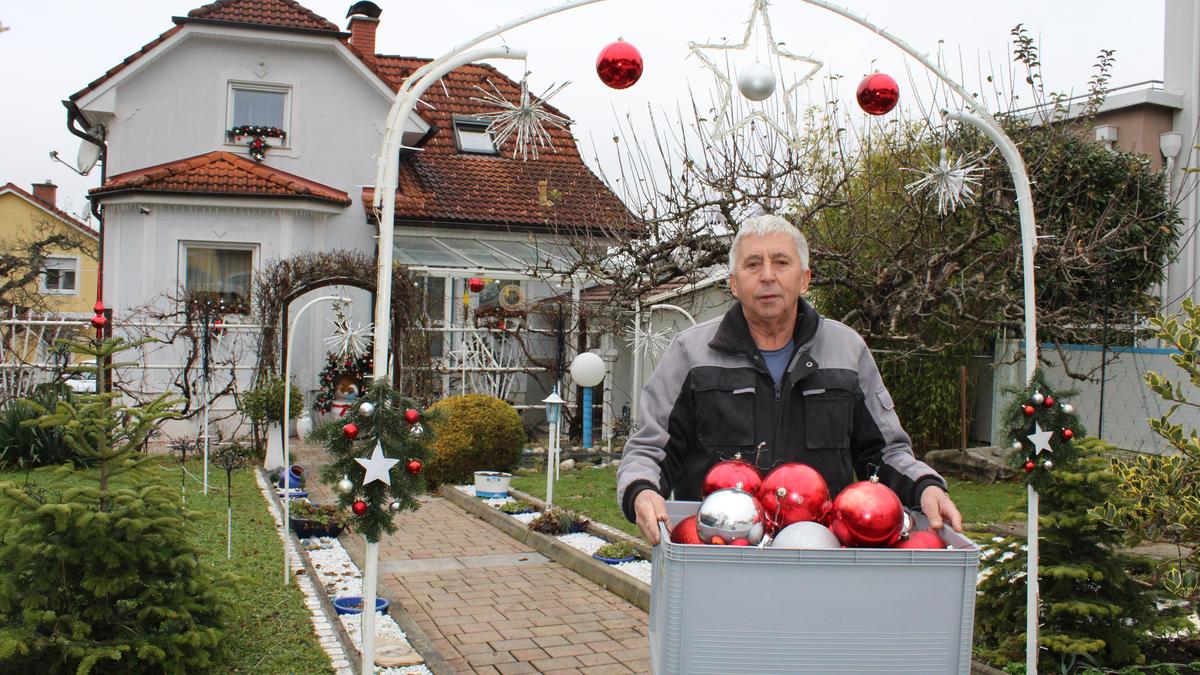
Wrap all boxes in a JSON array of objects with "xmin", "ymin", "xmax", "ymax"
[{"xmin": 76, "ymin": 139, "xmax": 101, "ymax": 176}]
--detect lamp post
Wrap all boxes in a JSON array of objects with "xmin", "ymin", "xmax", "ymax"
[
  {"xmin": 281, "ymin": 294, "xmax": 350, "ymax": 585},
  {"xmin": 542, "ymin": 387, "xmax": 565, "ymax": 506},
  {"xmin": 570, "ymin": 352, "xmax": 606, "ymax": 449}
]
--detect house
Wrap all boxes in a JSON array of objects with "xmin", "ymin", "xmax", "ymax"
[
  {"xmin": 0, "ymin": 181, "xmax": 98, "ymax": 314},
  {"xmin": 66, "ymin": 0, "xmax": 632, "ymax": 435}
]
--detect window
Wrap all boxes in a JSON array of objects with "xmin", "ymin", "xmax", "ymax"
[
  {"xmin": 184, "ymin": 245, "xmax": 254, "ymax": 312},
  {"xmin": 42, "ymin": 257, "xmax": 78, "ymax": 294},
  {"xmin": 227, "ymin": 83, "xmax": 290, "ymax": 144},
  {"xmin": 453, "ymin": 117, "xmax": 496, "ymax": 155}
]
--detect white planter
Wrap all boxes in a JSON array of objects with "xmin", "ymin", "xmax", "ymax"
[
  {"xmin": 263, "ymin": 422, "xmax": 285, "ymax": 471},
  {"xmin": 474, "ymin": 471, "xmax": 512, "ymax": 498}
]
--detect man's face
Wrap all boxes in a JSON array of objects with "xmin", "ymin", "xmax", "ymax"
[{"xmin": 729, "ymin": 232, "xmax": 811, "ymax": 325}]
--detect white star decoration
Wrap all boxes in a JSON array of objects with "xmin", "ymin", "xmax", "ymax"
[
  {"xmin": 1027, "ymin": 422, "xmax": 1054, "ymax": 455},
  {"xmin": 903, "ymin": 146, "xmax": 988, "ymax": 215},
  {"xmin": 625, "ymin": 320, "xmax": 672, "ymax": 361},
  {"xmin": 355, "ymin": 442, "xmax": 399, "ymax": 485},
  {"xmin": 324, "ymin": 304, "xmax": 373, "ymax": 358},
  {"xmin": 473, "ymin": 75, "xmax": 572, "ymax": 161},
  {"xmin": 689, "ymin": 0, "xmax": 823, "ymax": 149}
]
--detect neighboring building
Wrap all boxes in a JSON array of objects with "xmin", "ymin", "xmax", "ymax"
[
  {"xmin": 66, "ymin": 0, "xmax": 631, "ymax": 434},
  {"xmin": 0, "ymin": 181, "xmax": 98, "ymax": 314}
]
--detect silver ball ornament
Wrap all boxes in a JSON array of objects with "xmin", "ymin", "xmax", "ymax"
[
  {"xmin": 1043, "ymin": 459, "xmax": 1054, "ymax": 470},
  {"xmin": 1011, "ymin": 439, "xmax": 1023, "ymax": 450},
  {"xmin": 696, "ymin": 487, "xmax": 765, "ymax": 545},
  {"xmin": 410, "ymin": 424, "xmax": 424, "ymax": 437},
  {"xmin": 769, "ymin": 521, "xmax": 840, "ymax": 549},
  {"xmin": 358, "ymin": 401, "xmax": 375, "ymax": 417},
  {"xmin": 1031, "ymin": 392, "xmax": 1045, "ymax": 405},
  {"xmin": 389, "ymin": 500, "xmax": 402, "ymax": 512},
  {"xmin": 335, "ymin": 476, "xmax": 354, "ymax": 495},
  {"xmin": 1062, "ymin": 403, "xmax": 1074, "ymax": 415},
  {"xmin": 737, "ymin": 62, "xmax": 777, "ymax": 102}
]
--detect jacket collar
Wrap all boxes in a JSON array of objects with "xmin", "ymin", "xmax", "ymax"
[{"xmin": 709, "ymin": 297, "xmax": 821, "ymax": 356}]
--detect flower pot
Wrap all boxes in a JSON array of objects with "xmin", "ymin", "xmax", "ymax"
[
  {"xmin": 474, "ymin": 471, "xmax": 512, "ymax": 498},
  {"xmin": 289, "ymin": 518, "xmax": 344, "ymax": 539},
  {"xmin": 263, "ymin": 422, "xmax": 285, "ymax": 471},
  {"xmin": 593, "ymin": 552, "xmax": 638, "ymax": 565},
  {"xmin": 333, "ymin": 596, "xmax": 390, "ymax": 615},
  {"xmin": 278, "ymin": 465, "xmax": 305, "ymax": 488}
]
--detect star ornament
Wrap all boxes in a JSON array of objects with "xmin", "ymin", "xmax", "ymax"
[
  {"xmin": 1027, "ymin": 422, "xmax": 1054, "ymax": 455},
  {"xmin": 355, "ymin": 442, "xmax": 399, "ymax": 486},
  {"xmin": 903, "ymin": 146, "xmax": 988, "ymax": 215},
  {"xmin": 688, "ymin": 0, "xmax": 824, "ymax": 149},
  {"xmin": 473, "ymin": 76, "xmax": 572, "ymax": 161}
]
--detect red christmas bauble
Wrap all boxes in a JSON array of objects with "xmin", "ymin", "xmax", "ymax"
[
  {"xmin": 828, "ymin": 480, "xmax": 903, "ymax": 547},
  {"xmin": 1044, "ymin": 396, "xmax": 1056, "ymax": 408},
  {"xmin": 93, "ymin": 300, "xmax": 106, "ymax": 315},
  {"xmin": 730, "ymin": 538, "xmax": 751, "ymax": 546},
  {"xmin": 1062, "ymin": 428, "xmax": 1074, "ymax": 440},
  {"xmin": 1022, "ymin": 405, "xmax": 1035, "ymax": 416},
  {"xmin": 756, "ymin": 462, "xmax": 832, "ymax": 534},
  {"xmin": 1023, "ymin": 460, "xmax": 1036, "ymax": 472},
  {"xmin": 406, "ymin": 459, "xmax": 422, "ymax": 475},
  {"xmin": 90, "ymin": 314, "xmax": 108, "ymax": 329},
  {"xmin": 702, "ymin": 459, "xmax": 762, "ymax": 497},
  {"xmin": 342, "ymin": 423, "xmax": 359, "ymax": 440},
  {"xmin": 670, "ymin": 515, "xmax": 703, "ymax": 545},
  {"xmin": 352, "ymin": 500, "xmax": 368, "ymax": 515},
  {"xmin": 894, "ymin": 530, "xmax": 947, "ymax": 549},
  {"xmin": 856, "ymin": 72, "xmax": 899, "ymax": 115},
  {"xmin": 467, "ymin": 277, "xmax": 486, "ymax": 293},
  {"xmin": 596, "ymin": 39, "xmax": 644, "ymax": 90},
  {"xmin": 404, "ymin": 408, "xmax": 421, "ymax": 425}
]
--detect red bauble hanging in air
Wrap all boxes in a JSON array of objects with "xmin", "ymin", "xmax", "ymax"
[
  {"xmin": 701, "ymin": 458, "xmax": 762, "ymax": 497},
  {"xmin": 894, "ymin": 530, "xmax": 947, "ymax": 549},
  {"xmin": 467, "ymin": 277, "xmax": 486, "ymax": 293},
  {"xmin": 756, "ymin": 462, "xmax": 832, "ymax": 534},
  {"xmin": 352, "ymin": 500, "xmax": 368, "ymax": 515},
  {"xmin": 669, "ymin": 515, "xmax": 704, "ymax": 545},
  {"xmin": 856, "ymin": 72, "xmax": 899, "ymax": 116},
  {"xmin": 342, "ymin": 423, "xmax": 359, "ymax": 440},
  {"xmin": 406, "ymin": 459, "xmax": 422, "ymax": 475},
  {"xmin": 404, "ymin": 408, "xmax": 421, "ymax": 425},
  {"xmin": 596, "ymin": 39, "xmax": 644, "ymax": 90},
  {"xmin": 828, "ymin": 479, "xmax": 903, "ymax": 547}
]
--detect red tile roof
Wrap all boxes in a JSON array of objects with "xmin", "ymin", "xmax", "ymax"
[
  {"xmin": 70, "ymin": 26, "xmax": 184, "ymax": 102},
  {"xmin": 0, "ymin": 183, "xmax": 98, "ymax": 239},
  {"xmin": 185, "ymin": 0, "xmax": 340, "ymax": 33},
  {"xmin": 91, "ymin": 151, "xmax": 351, "ymax": 206}
]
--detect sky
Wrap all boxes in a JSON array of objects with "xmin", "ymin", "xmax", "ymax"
[{"xmin": 0, "ymin": 0, "xmax": 1166, "ymax": 222}]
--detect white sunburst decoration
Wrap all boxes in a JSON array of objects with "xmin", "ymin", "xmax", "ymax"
[
  {"xmin": 473, "ymin": 75, "xmax": 573, "ymax": 161},
  {"xmin": 324, "ymin": 304, "xmax": 374, "ymax": 358},
  {"xmin": 626, "ymin": 319, "xmax": 672, "ymax": 361},
  {"xmin": 903, "ymin": 146, "xmax": 989, "ymax": 215}
]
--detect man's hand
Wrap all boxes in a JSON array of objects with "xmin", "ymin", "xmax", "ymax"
[
  {"xmin": 919, "ymin": 486, "xmax": 963, "ymax": 532},
  {"xmin": 633, "ymin": 489, "xmax": 670, "ymax": 544}
]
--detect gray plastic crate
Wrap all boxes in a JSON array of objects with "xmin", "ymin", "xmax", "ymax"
[{"xmin": 650, "ymin": 501, "xmax": 979, "ymax": 674}]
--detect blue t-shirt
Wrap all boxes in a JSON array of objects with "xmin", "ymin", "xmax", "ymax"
[{"xmin": 760, "ymin": 339, "xmax": 795, "ymax": 386}]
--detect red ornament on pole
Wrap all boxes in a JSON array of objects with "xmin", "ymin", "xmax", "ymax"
[
  {"xmin": 467, "ymin": 277, "xmax": 486, "ymax": 293},
  {"xmin": 596, "ymin": 39, "xmax": 644, "ymax": 89},
  {"xmin": 1062, "ymin": 428, "xmax": 1074, "ymax": 440},
  {"xmin": 342, "ymin": 423, "xmax": 359, "ymax": 440},
  {"xmin": 701, "ymin": 459, "xmax": 762, "ymax": 497},
  {"xmin": 856, "ymin": 72, "xmax": 900, "ymax": 115},
  {"xmin": 756, "ymin": 462, "xmax": 832, "ymax": 534},
  {"xmin": 1022, "ymin": 405, "xmax": 1035, "ymax": 416},
  {"xmin": 90, "ymin": 313, "xmax": 108, "ymax": 330},
  {"xmin": 828, "ymin": 479, "xmax": 903, "ymax": 547},
  {"xmin": 404, "ymin": 408, "xmax": 421, "ymax": 425},
  {"xmin": 406, "ymin": 459, "xmax": 422, "ymax": 475},
  {"xmin": 352, "ymin": 500, "xmax": 368, "ymax": 515}
]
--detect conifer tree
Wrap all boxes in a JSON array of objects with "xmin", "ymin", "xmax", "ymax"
[
  {"xmin": 0, "ymin": 337, "xmax": 227, "ymax": 674},
  {"xmin": 975, "ymin": 372, "xmax": 1188, "ymax": 669}
]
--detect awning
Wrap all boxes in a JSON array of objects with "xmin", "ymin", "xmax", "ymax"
[{"xmin": 393, "ymin": 235, "xmax": 578, "ymax": 274}]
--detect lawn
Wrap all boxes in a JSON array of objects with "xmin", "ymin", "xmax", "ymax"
[
  {"xmin": 0, "ymin": 458, "xmax": 333, "ymax": 674},
  {"xmin": 512, "ymin": 465, "xmax": 1026, "ymax": 540}
]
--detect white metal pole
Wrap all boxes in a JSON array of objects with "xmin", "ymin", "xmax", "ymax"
[
  {"xmin": 631, "ymin": 299, "xmax": 642, "ymax": 430},
  {"xmin": 546, "ymin": 417, "xmax": 556, "ymax": 507},
  {"xmin": 202, "ymin": 330, "xmax": 210, "ymax": 495},
  {"xmin": 282, "ymin": 294, "xmax": 349, "ymax": 586},
  {"xmin": 362, "ymin": 541, "xmax": 380, "ymax": 675}
]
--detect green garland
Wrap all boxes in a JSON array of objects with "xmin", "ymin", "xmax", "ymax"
[{"xmin": 999, "ymin": 369, "xmax": 1085, "ymax": 490}]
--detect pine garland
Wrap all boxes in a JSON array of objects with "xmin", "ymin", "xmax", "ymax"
[
  {"xmin": 313, "ymin": 349, "xmax": 373, "ymax": 414},
  {"xmin": 317, "ymin": 378, "xmax": 436, "ymax": 543},
  {"xmin": 999, "ymin": 370, "xmax": 1084, "ymax": 490}
]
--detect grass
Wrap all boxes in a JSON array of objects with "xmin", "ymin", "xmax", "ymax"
[
  {"xmin": 512, "ymin": 465, "xmax": 1027, "ymax": 541},
  {"xmin": 0, "ymin": 458, "xmax": 334, "ymax": 674}
]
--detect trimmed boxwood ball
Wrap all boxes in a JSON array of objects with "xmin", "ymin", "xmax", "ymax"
[{"xmin": 424, "ymin": 394, "xmax": 524, "ymax": 487}]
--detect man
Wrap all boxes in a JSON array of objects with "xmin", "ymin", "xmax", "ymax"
[{"xmin": 617, "ymin": 214, "xmax": 962, "ymax": 544}]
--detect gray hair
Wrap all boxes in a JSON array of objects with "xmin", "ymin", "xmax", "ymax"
[{"xmin": 729, "ymin": 214, "xmax": 809, "ymax": 270}]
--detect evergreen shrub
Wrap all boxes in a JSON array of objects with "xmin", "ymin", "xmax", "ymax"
[{"xmin": 424, "ymin": 394, "xmax": 523, "ymax": 487}]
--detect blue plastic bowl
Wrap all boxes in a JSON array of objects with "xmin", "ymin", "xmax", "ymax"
[
  {"xmin": 593, "ymin": 553, "xmax": 639, "ymax": 565},
  {"xmin": 332, "ymin": 596, "xmax": 390, "ymax": 615}
]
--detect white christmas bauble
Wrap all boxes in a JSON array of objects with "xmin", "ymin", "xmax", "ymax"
[
  {"xmin": 335, "ymin": 476, "xmax": 354, "ymax": 494},
  {"xmin": 769, "ymin": 521, "xmax": 841, "ymax": 549},
  {"xmin": 410, "ymin": 424, "xmax": 424, "ymax": 437},
  {"xmin": 1043, "ymin": 459, "xmax": 1054, "ymax": 470},
  {"xmin": 1031, "ymin": 392, "xmax": 1045, "ymax": 405},
  {"xmin": 1062, "ymin": 403, "xmax": 1074, "ymax": 415},
  {"xmin": 358, "ymin": 401, "xmax": 375, "ymax": 417},
  {"xmin": 389, "ymin": 500, "xmax": 402, "ymax": 512},
  {"xmin": 737, "ymin": 62, "xmax": 777, "ymax": 101}
]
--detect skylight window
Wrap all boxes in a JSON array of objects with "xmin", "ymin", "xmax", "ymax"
[{"xmin": 453, "ymin": 118, "xmax": 497, "ymax": 155}]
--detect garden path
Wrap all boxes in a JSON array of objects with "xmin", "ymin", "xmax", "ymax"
[{"xmin": 294, "ymin": 442, "xmax": 651, "ymax": 674}]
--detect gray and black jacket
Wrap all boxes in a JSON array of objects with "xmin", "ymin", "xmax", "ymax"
[{"xmin": 617, "ymin": 298, "xmax": 947, "ymax": 523}]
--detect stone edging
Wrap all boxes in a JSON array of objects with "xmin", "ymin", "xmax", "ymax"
[{"xmin": 439, "ymin": 485, "xmax": 651, "ymax": 612}]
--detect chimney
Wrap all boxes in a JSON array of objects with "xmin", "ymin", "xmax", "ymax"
[
  {"xmin": 347, "ymin": 2, "xmax": 380, "ymax": 64},
  {"xmin": 31, "ymin": 180, "xmax": 57, "ymax": 208}
]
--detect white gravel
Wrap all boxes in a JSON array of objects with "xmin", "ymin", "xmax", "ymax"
[
  {"xmin": 510, "ymin": 512, "xmax": 540, "ymax": 525},
  {"xmin": 555, "ymin": 532, "xmax": 608, "ymax": 556},
  {"xmin": 612, "ymin": 560, "xmax": 652, "ymax": 584},
  {"xmin": 337, "ymin": 614, "xmax": 433, "ymax": 675}
]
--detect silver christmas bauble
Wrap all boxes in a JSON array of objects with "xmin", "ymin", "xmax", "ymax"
[
  {"xmin": 696, "ymin": 487, "xmax": 765, "ymax": 545},
  {"xmin": 410, "ymin": 424, "xmax": 424, "ymax": 436},
  {"xmin": 901, "ymin": 510, "xmax": 914, "ymax": 538},
  {"xmin": 1043, "ymin": 459, "xmax": 1054, "ymax": 470},
  {"xmin": 769, "ymin": 521, "xmax": 841, "ymax": 549},
  {"xmin": 358, "ymin": 401, "xmax": 375, "ymax": 417},
  {"xmin": 389, "ymin": 500, "xmax": 402, "ymax": 512},
  {"xmin": 1011, "ymin": 439, "xmax": 1023, "ymax": 450},
  {"xmin": 737, "ymin": 62, "xmax": 777, "ymax": 102},
  {"xmin": 335, "ymin": 476, "xmax": 354, "ymax": 495},
  {"xmin": 1031, "ymin": 392, "xmax": 1045, "ymax": 405},
  {"xmin": 1062, "ymin": 403, "xmax": 1074, "ymax": 415}
]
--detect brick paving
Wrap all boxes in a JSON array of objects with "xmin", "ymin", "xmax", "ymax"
[{"xmin": 294, "ymin": 443, "xmax": 651, "ymax": 674}]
